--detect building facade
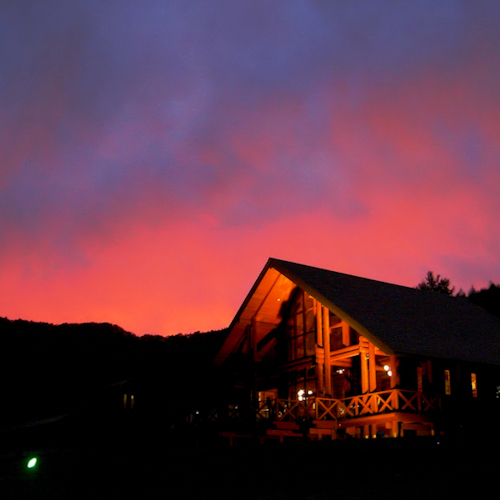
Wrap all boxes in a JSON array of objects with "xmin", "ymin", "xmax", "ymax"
[{"xmin": 215, "ymin": 259, "xmax": 500, "ymax": 441}]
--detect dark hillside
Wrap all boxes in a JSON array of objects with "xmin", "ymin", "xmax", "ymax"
[
  {"xmin": 0, "ymin": 317, "xmax": 227, "ymax": 430},
  {"xmin": 0, "ymin": 318, "xmax": 142, "ymax": 427}
]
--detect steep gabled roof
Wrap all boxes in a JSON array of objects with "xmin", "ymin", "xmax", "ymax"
[{"xmin": 217, "ymin": 258, "xmax": 500, "ymax": 366}]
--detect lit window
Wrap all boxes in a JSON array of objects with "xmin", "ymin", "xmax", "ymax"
[
  {"xmin": 444, "ymin": 370, "xmax": 451, "ymax": 395},
  {"xmin": 471, "ymin": 373, "xmax": 478, "ymax": 398}
]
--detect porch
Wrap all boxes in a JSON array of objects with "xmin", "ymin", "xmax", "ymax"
[{"xmin": 217, "ymin": 389, "xmax": 441, "ymax": 443}]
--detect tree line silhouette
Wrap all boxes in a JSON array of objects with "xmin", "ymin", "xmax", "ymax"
[
  {"xmin": 0, "ymin": 318, "xmax": 227, "ymax": 432},
  {"xmin": 416, "ymin": 271, "xmax": 500, "ymax": 318}
]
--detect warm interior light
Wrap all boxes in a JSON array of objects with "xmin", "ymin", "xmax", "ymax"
[{"xmin": 383, "ymin": 365, "xmax": 390, "ymax": 371}]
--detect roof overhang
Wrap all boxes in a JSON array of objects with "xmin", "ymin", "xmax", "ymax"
[
  {"xmin": 269, "ymin": 259, "xmax": 395, "ymax": 355},
  {"xmin": 215, "ymin": 258, "xmax": 394, "ymax": 365}
]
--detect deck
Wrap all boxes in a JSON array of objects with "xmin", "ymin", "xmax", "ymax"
[{"xmin": 216, "ymin": 389, "xmax": 442, "ymax": 442}]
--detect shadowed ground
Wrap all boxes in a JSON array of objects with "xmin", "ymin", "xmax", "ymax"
[{"xmin": 1, "ymin": 433, "xmax": 498, "ymax": 499}]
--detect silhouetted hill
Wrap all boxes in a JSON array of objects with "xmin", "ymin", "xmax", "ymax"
[{"xmin": 0, "ymin": 317, "xmax": 228, "ymax": 428}]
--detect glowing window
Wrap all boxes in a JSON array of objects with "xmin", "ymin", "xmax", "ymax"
[
  {"xmin": 444, "ymin": 370, "xmax": 451, "ymax": 395},
  {"xmin": 471, "ymin": 373, "xmax": 478, "ymax": 398},
  {"xmin": 287, "ymin": 289, "xmax": 316, "ymax": 361}
]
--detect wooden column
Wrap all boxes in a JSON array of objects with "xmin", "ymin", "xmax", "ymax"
[
  {"xmin": 360, "ymin": 337, "xmax": 369, "ymax": 394},
  {"xmin": 363, "ymin": 424, "xmax": 370, "ymax": 439},
  {"xmin": 368, "ymin": 341, "xmax": 377, "ymax": 392},
  {"xmin": 315, "ymin": 300, "xmax": 325, "ymax": 396},
  {"xmin": 391, "ymin": 421, "xmax": 399, "ymax": 438},
  {"xmin": 323, "ymin": 306, "xmax": 332, "ymax": 397},
  {"xmin": 341, "ymin": 322, "xmax": 350, "ymax": 346}
]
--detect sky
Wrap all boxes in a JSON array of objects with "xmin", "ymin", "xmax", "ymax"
[{"xmin": 1, "ymin": 1, "xmax": 500, "ymax": 336}]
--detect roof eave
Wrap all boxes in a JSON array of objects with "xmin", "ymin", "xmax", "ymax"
[{"xmin": 269, "ymin": 259, "xmax": 396, "ymax": 356}]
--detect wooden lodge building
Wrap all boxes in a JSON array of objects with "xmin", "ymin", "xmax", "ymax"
[{"xmin": 214, "ymin": 259, "xmax": 500, "ymax": 442}]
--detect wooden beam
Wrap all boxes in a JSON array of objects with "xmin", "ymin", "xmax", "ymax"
[
  {"xmin": 331, "ymin": 359, "xmax": 353, "ymax": 369},
  {"xmin": 329, "ymin": 344, "xmax": 360, "ymax": 360}
]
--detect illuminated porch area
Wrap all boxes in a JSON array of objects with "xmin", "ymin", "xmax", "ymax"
[{"xmin": 218, "ymin": 389, "xmax": 441, "ymax": 444}]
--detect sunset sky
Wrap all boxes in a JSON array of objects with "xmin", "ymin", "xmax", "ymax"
[{"xmin": 1, "ymin": 1, "xmax": 500, "ymax": 336}]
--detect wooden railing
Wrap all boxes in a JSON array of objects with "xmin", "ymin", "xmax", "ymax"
[{"xmin": 251, "ymin": 389, "xmax": 441, "ymax": 423}]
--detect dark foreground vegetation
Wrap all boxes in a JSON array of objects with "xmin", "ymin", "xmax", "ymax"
[{"xmin": 1, "ymin": 425, "xmax": 499, "ymax": 500}]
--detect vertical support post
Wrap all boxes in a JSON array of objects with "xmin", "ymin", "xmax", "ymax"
[
  {"xmin": 369, "ymin": 341, "xmax": 377, "ymax": 392},
  {"xmin": 342, "ymin": 322, "xmax": 350, "ymax": 346},
  {"xmin": 360, "ymin": 337, "xmax": 369, "ymax": 394},
  {"xmin": 323, "ymin": 306, "xmax": 332, "ymax": 397},
  {"xmin": 392, "ymin": 421, "xmax": 399, "ymax": 438},
  {"xmin": 417, "ymin": 365, "xmax": 423, "ymax": 392},
  {"xmin": 315, "ymin": 300, "xmax": 325, "ymax": 397}
]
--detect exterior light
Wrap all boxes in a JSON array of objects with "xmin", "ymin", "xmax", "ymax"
[
  {"xmin": 388, "ymin": 371, "xmax": 393, "ymax": 377},
  {"xmin": 307, "ymin": 390, "xmax": 313, "ymax": 395},
  {"xmin": 27, "ymin": 457, "xmax": 37, "ymax": 469},
  {"xmin": 383, "ymin": 365, "xmax": 390, "ymax": 371}
]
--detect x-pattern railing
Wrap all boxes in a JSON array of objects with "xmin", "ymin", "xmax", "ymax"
[{"xmin": 250, "ymin": 389, "xmax": 441, "ymax": 422}]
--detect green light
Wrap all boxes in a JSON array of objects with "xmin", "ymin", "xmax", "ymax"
[{"xmin": 27, "ymin": 457, "xmax": 37, "ymax": 469}]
